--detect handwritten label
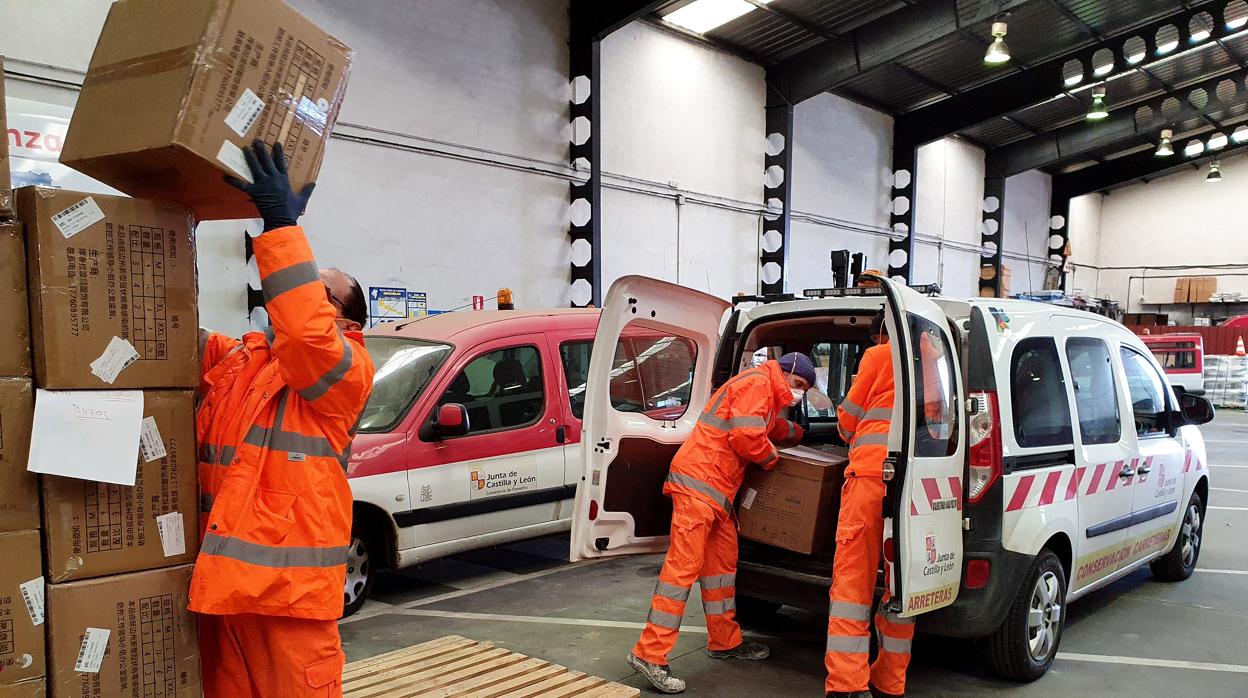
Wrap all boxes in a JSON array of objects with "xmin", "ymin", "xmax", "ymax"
[
  {"xmin": 19, "ymin": 577, "xmax": 44, "ymax": 626},
  {"xmin": 75, "ymin": 627, "xmax": 110, "ymax": 673},
  {"xmin": 51, "ymin": 197, "xmax": 105, "ymax": 239},
  {"xmin": 155, "ymin": 512, "xmax": 185, "ymax": 557},
  {"xmin": 225, "ymin": 88, "xmax": 265, "ymax": 137},
  {"xmin": 139, "ymin": 416, "xmax": 166, "ymax": 462},
  {"xmin": 741, "ymin": 488, "xmax": 758, "ymax": 510},
  {"xmin": 90, "ymin": 336, "xmax": 139, "ymax": 384},
  {"xmin": 216, "ymin": 140, "xmax": 254, "ymax": 183}
]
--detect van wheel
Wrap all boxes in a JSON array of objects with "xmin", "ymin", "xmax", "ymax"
[
  {"xmin": 986, "ymin": 549, "xmax": 1066, "ymax": 682},
  {"xmin": 1151, "ymin": 491, "xmax": 1204, "ymax": 581},
  {"xmin": 342, "ymin": 522, "xmax": 377, "ymax": 618},
  {"xmin": 735, "ymin": 595, "xmax": 781, "ymax": 620}
]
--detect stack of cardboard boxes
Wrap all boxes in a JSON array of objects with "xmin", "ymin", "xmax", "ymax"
[
  {"xmin": 1173, "ymin": 276, "xmax": 1219, "ymax": 303},
  {"xmin": 1, "ymin": 0, "xmax": 351, "ymax": 695}
]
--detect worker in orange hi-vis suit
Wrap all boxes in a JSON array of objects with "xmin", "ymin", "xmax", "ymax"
[
  {"xmin": 628, "ymin": 353, "xmax": 814, "ymax": 694},
  {"xmin": 825, "ymin": 314, "xmax": 914, "ymax": 698},
  {"xmin": 192, "ymin": 141, "xmax": 375, "ymax": 698}
]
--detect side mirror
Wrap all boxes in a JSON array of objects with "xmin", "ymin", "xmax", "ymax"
[
  {"xmin": 1178, "ymin": 393, "xmax": 1215, "ymax": 426},
  {"xmin": 432, "ymin": 403, "xmax": 470, "ymax": 438}
]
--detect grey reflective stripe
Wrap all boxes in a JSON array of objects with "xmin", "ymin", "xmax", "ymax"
[
  {"xmin": 863, "ymin": 407, "xmax": 893, "ymax": 422},
  {"xmin": 879, "ymin": 635, "xmax": 913, "ymax": 655},
  {"xmin": 298, "ymin": 333, "xmax": 354, "ymax": 402},
  {"xmin": 840, "ymin": 398, "xmax": 866, "ymax": 419},
  {"xmin": 261, "ymin": 261, "xmax": 319, "ymax": 304},
  {"xmin": 702, "ymin": 598, "xmax": 736, "ymax": 616},
  {"xmin": 699, "ymin": 573, "xmax": 736, "ymax": 590},
  {"xmin": 654, "ymin": 580, "xmax": 692, "ymax": 603},
  {"xmin": 785, "ymin": 421, "xmax": 796, "ymax": 441},
  {"xmin": 852, "ymin": 433, "xmax": 890, "ymax": 448},
  {"xmin": 200, "ymin": 493, "xmax": 214, "ymax": 513},
  {"xmin": 217, "ymin": 445, "xmax": 236, "ymax": 466},
  {"xmin": 879, "ymin": 610, "xmax": 915, "ymax": 626},
  {"xmin": 200, "ymin": 532, "xmax": 349, "ymax": 568},
  {"xmin": 243, "ymin": 425, "xmax": 342, "ymax": 459},
  {"xmin": 758, "ymin": 451, "xmax": 779, "ymax": 467},
  {"xmin": 646, "ymin": 608, "xmax": 683, "ymax": 630},
  {"xmin": 839, "ymin": 426, "xmax": 855, "ymax": 443},
  {"xmin": 825, "ymin": 635, "xmax": 871, "ymax": 654},
  {"xmin": 702, "ymin": 370, "xmax": 767, "ymax": 418},
  {"xmin": 199, "ymin": 443, "xmax": 218, "ymax": 464},
  {"xmin": 665, "ymin": 472, "xmax": 732, "ymax": 512},
  {"xmin": 829, "ymin": 600, "xmax": 872, "ymax": 621},
  {"xmin": 697, "ymin": 413, "xmax": 767, "ymax": 431}
]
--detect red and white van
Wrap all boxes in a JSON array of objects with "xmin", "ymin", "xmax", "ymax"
[
  {"xmin": 570, "ymin": 275, "xmax": 1216, "ymax": 681},
  {"xmin": 1140, "ymin": 333, "xmax": 1205, "ymax": 395},
  {"xmin": 344, "ymin": 309, "xmax": 696, "ymax": 615}
]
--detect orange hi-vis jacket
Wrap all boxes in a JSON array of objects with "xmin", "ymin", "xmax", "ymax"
[
  {"xmin": 665, "ymin": 360, "xmax": 804, "ymax": 512},
  {"xmin": 190, "ymin": 225, "xmax": 375, "ymax": 621},
  {"xmin": 837, "ymin": 343, "xmax": 895, "ymax": 479}
]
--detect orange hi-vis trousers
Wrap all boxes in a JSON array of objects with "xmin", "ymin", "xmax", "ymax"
[
  {"xmin": 633, "ymin": 494, "xmax": 742, "ymax": 665},
  {"xmin": 201, "ymin": 613, "xmax": 345, "ymax": 697},
  {"xmin": 825, "ymin": 476, "xmax": 914, "ymax": 695}
]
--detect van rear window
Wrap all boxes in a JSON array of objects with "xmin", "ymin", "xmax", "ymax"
[{"xmin": 1010, "ymin": 338, "xmax": 1073, "ymax": 448}]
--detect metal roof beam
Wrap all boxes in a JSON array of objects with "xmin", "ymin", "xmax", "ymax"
[
  {"xmin": 897, "ymin": 1, "xmax": 1226, "ymax": 145},
  {"xmin": 571, "ymin": 0, "xmax": 667, "ymax": 41},
  {"xmin": 765, "ymin": 0, "xmax": 1031, "ymax": 105},
  {"xmin": 1057, "ymin": 131, "xmax": 1246, "ymax": 195}
]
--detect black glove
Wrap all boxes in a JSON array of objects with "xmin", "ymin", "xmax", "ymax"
[{"xmin": 224, "ymin": 140, "xmax": 316, "ymax": 231}]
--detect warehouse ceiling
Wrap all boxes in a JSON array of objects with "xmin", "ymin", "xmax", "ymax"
[{"xmin": 649, "ymin": 0, "xmax": 1248, "ymax": 192}]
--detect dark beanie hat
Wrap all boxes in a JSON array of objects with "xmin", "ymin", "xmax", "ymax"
[
  {"xmin": 870, "ymin": 312, "xmax": 885, "ymax": 336},
  {"xmin": 777, "ymin": 353, "xmax": 817, "ymax": 387}
]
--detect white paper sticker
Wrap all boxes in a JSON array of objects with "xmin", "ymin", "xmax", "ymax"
[
  {"xmin": 89, "ymin": 336, "xmax": 140, "ymax": 385},
  {"xmin": 216, "ymin": 140, "xmax": 254, "ymax": 183},
  {"xmin": 75, "ymin": 627, "xmax": 111, "ymax": 673},
  {"xmin": 225, "ymin": 88, "xmax": 266, "ymax": 137},
  {"xmin": 741, "ymin": 488, "xmax": 758, "ymax": 510},
  {"xmin": 139, "ymin": 416, "xmax": 167, "ymax": 462},
  {"xmin": 19, "ymin": 577, "xmax": 44, "ymax": 626},
  {"xmin": 51, "ymin": 197, "xmax": 105, "ymax": 239},
  {"xmin": 155, "ymin": 511, "xmax": 186, "ymax": 557},
  {"xmin": 28, "ymin": 389, "xmax": 144, "ymax": 486}
]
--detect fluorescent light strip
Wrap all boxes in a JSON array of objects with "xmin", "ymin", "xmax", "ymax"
[{"xmin": 663, "ymin": 0, "xmax": 771, "ymax": 34}]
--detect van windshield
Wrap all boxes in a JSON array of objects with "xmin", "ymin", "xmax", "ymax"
[{"xmin": 359, "ymin": 337, "xmax": 454, "ymax": 432}]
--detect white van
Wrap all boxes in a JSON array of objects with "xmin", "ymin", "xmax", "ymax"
[{"xmin": 570, "ymin": 275, "xmax": 1215, "ymax": 681}]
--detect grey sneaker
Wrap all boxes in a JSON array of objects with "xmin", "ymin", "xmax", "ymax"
[
  {"xmin": 627, "ymin": 652, "xmax": 686, "ymax": 694},
  {"xmin": 707, "ymin": 641, "xmax": 770, "ymax": 660}
]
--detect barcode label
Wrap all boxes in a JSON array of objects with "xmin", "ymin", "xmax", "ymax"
[
  {"xmin": 19, "ymin": 577, "xmax": 44, "ymax": 626},
  {"xmin": 139, "ymin": 416, "xmax": 167, "ymax": 462},
  {"xmin": 51, "ymin": 197, "xmax": 105, "ymax": 239},
  {"xmin": 155, "ymin": 511, "xmax": 186, "ymax": 557},
  {"xmin": 741, "ymin": 488, "xmax": 758, "ymax": 510},
  {"xmin": 216, "ymin": 140, "xmax": 254, "ymax": 183},
  {"xmin": 75, "ymin": 627, "xmax": 111, "ymax": 673},
  {"xmin": 225, "ymin": 88, "xmax": 266, "ymax": 137},
  {"xmin": 89, "ymin": 336, "xmax": 140, "ymax": 384}
]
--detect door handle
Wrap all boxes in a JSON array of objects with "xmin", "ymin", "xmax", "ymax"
[
  {"xmin": 1118, "ymin": 465, "xmax": 1136, "ymax": 478},
  {"xmin": 1136, "ymin": 463, "xmax": 1152, "ymax": 475},
  {"xmin": 556, "ymin": 426, "xmax": 567, "ymax": 444}
]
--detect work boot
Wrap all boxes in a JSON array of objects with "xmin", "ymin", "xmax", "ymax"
[
  {"xmin": 870, "ymin": 686, "xmax": 904, "ymax": 698},
  {"xmin": 627, "ymin": 652, "xmax": 686, "ymax": 694},
  {"xmin": 707, "ymin": 641, "xmax": 771, "ymax": 660}
]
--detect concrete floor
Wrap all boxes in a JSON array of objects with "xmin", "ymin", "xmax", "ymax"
[{"xmin": 340, "ymin": 412, "xmax": 1248, "ymax": 697}]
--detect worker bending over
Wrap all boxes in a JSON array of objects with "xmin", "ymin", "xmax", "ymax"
[
  {"xmin": 193, "ymin": 141, "xmax": 375, "ymax": 697},
  {"xmin": 628, "ymin": 353, "xmax": 813, "ymax": 694},
  {"xmin": 825, "ymin": 311, "xmax": 913, "ymax": 698}
]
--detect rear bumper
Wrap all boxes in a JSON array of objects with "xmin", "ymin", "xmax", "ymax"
[{"xmin": 922, "ymin": 541, "xmax": 1032, "ymax": 639}]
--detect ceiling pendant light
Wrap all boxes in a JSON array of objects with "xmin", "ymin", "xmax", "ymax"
[
  {"xmin": 1086, "ymin": 90, "xmax": 1109, "ymax": 120},
  {"xmin": 1155, "ymin": 128, "xmax": 1174, "ymax": 156},
  {"xmin": 985, "ymin": 21, "xmax": 1011, "ymax": 64},
  {"xmin": 1207, "ymin": 160, "xmax": 1222, "ymax": 182}
]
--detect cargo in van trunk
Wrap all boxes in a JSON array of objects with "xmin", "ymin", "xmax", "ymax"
[{"xmin": 736, "ymin": 446, "xmax": 846, "ymax": 555}]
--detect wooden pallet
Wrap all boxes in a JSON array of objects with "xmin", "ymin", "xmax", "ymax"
[{"xmin": 342, "ymin": 635, "xmax": 640, "ymax": 698}]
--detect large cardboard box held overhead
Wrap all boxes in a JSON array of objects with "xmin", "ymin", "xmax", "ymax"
[
  {"xmin": 46, "ymin": 565, "xmax": 199, "ymax": 698},
  {"xmin": 737, "ymin": 447, "xmax": 846, "ymax": 555},
  {"xmin": 0, "ymin": 379, "xmax": 38, "ymax": 534},
  {"xmin": 0, "ymin": 530, "xmax": 46, "ymax": 688},
  {"xmin": 16, "ymin": 188, "xmax": 198, "ymax": 389},
  {"xmin": 61, "ymin": 0, "xmax": 353, "ymax": 220},
  {"xmin": 0, "ymin": 223, "xmax": 32, "ymax": 377},
  {"xmin": 41, "ymin": 391, "xmax": 198, "ymax": 583}
]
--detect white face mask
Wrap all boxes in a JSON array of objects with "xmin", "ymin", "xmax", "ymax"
[{"xmin": 790, "ymin": 388, "xmax": 806, "ymax": 406}]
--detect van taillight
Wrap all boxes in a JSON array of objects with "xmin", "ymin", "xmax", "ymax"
[
  {"xmin": 589, "ymin": 500, "xmax": 599, "ymax": 521},
  {"xmin": 966, "ymin": 559, "xmax": 991, "ymax": 589},
  {"xmin": 967, "ymin": 391, "xmax": 1001, "ymax": 505}
]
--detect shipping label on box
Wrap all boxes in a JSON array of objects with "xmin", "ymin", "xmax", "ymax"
[
  {"xmin": 0, "ymin": 379, "xmax": 38, "ymax": 534},
  {"xmin": 16, "ymin": 187, "xmax": 197, "ymax": 389},
  {"xmin": 46, "ymin": 565, "xmax": 199, "ymax": 697},
  {"xmin": 0, "ymin": 223, "xmax": 31, "ymax": 377},
  {"xmin": 0, "ymin": 531, "xmax": 46, "ymax": 687},
  {"xmin": 61, "ymin": 0, "xmax": 353, "ymax": 220},
  {"xmin": 41, "ymin": 392, "xmax": 198, "ymax": 583}
]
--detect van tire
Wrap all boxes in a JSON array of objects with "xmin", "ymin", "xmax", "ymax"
[
  {"xmin": 985, "ymin": 549, "xmax": 1066, "ymax": 682},
  {"xmin": 342, "ymin": 521, "xmax": 378, "ymax": 618},
  {"xmin": 1151, "ymin": 491, "xmax": 1204, "ymax": 582}
]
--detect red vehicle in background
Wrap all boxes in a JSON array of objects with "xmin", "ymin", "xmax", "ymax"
[
  {"xmin": 1140, "ymin": 333, "xmax": 1205, "ymax": 395},
  {"xmin": 1223, "ymin": 315, "xmax": 1248, "ymax": 328}
]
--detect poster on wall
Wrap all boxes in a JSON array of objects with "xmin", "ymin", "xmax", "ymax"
[
  {"xmin": 6, "ymin": 97, "xmax": 122, "ymax": 194},
  {"xmin": 407, "ymin": 291, "xmax": 428, "ymax": 319},
  {"xmin": 369, "ymin": 286, "xmax": 408, "ymax": 326}
]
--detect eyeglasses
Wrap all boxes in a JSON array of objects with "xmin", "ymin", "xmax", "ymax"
[{"xmin": 324, "ymin": 283, "xmax": 347, "ymax": 316}]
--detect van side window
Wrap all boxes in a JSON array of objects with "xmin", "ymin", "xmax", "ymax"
[
  {"xmin": 1010, "ymin": 338, "xmax": 1073, "ymax": 448},
  {"xmin": 1120, "ymin": 347, "xmax": 1169, "ymax": 436},
  {"xmin": 560, "ymin": 341, "xmax": 593, "ymax": 419},
  {"xmin": 1064, "ymin": 338, "xmax": 1121, "ymax": 445},
  {"xmin": 560, "ymin": 334, "xmax": 698, "ymax": 420},
  {"xmin": 438, "ymin": 345, "xmax": 544, "ymax": 435},
  {"xmin": 911, "ymin": 315, "xmax": 959, "ymax": 457}
]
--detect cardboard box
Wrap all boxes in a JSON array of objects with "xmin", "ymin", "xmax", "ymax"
[
  {"xmin": 1194, "ymin": 277, "xmax": 1218, "ymax": 302},
  {"xmin": 0, "ymin": 223, "xmax": 31, "ymax": 377},
  {"xmin": 1173, "ymin": 277, "xmax": 1190, "ymax": 303},
  {"xmin": 1000, "ymin": 265, "xmax": 1012, "ymax": 297},
  {"xmin": 0, "ymin": 531, "xmax": 46, "ymax": 687},
  {"xmin": 737, "ymin": 448, "xmax": 846, "ymax": 555},
  {"xmin": 16, "ymin": 188, "xmax": 197, "ymax": 389},
  {"xmin": 0, "ymin": 56, "xmax": 11, "ymax": 220},
  {"xmin": 0, "ymin": 679, "xmax": 45, "ymax": 698},
  {"xmin": 41, "ymin": 391, "xmax": 198, "ymax": 583},
  {"xmin": 61, "ymin": 0, "xmax": 353, "ymax": 220},
  {"xmin": 46, "ymin": 565, "xmax": 199, "ymax": 698},
  {"xmin": 0, "ymin": 379, "xmax": 37, "ymax": 534}
]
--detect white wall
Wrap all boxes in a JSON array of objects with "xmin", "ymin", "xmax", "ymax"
[
  {"xmin": 1066, "ymin": 192, "xmax": 1103, "ymax": 297},
  {"xmin": 1003, "ymin": 169, "xmax": 1054, "ymax": 295},
  {"xmin": 914, "ymin": 138, "xmax": 986, "ymax": 298}
]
